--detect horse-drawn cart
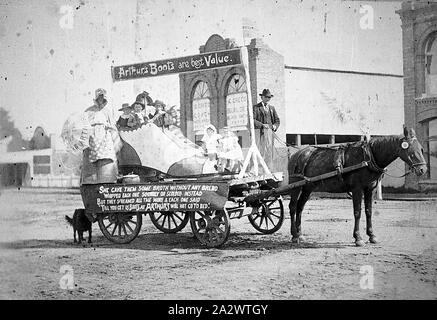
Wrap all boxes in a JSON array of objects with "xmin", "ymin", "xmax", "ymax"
[{"xmin": 73, "ymin": 47, "xmax": 428, "ymax": 248}]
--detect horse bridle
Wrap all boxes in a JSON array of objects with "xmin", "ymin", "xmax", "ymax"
[
  {"xmin": 364, "ymin": 138, "xmax": 425, "ymax": 178},
  {"xmin": 399, "ymin": 137, "xmax": 427, "ymax": 171}
]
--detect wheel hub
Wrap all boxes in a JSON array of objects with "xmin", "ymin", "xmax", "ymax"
[
  {"xmin": 261, "ymin": 204, "xmax": 270, "ymax": 217},
  {"xmin": 108, "ymin": 213, "xmax": 118, "ymax": 223}
]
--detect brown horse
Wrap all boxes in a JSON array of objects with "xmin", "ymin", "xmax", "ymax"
[{"xmin": 287, "ymin": 127, "xmax": 427, "ymax": 246}]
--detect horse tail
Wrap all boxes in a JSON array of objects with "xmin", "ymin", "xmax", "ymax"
[{"xmin": 65, "ymin": 215, "xmax": 73, "ymax": 226}]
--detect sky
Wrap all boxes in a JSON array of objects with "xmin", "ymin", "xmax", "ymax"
[{"xmin": 0, "ymin": 0, "xmax": 403, "ymax": 139}]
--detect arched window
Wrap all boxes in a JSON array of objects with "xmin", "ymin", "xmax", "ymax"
[
  {"xmin": 192, "ymin": 81, "xmax": 211, "ymax": 133},
  {"xmin": 225, "ymin": 74, "xmax": 248, "ymax": 130},
  {"xmin": 425, "ymin": 32, "xmax": 437, "ymax": 95}
]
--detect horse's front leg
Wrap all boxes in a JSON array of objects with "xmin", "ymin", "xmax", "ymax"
[
  {"xmin": 352, "ymin": 189, "xmax": 365, "ymax": 247},
  {"xmin": 364, "ymin": 187, "xmax": 377, "ymax": 244}
]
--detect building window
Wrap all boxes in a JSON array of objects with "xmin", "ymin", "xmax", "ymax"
[
  {"xmin": 428, "ymin": 118, "xmax": 437, "ymax": 180},
  {"xmin": 33, "ymin": 155, "xmax": 51, "ymax": 174},
  {"xmin": 425, "ymin": 33, "xmax": 437, "ymax": 95},
  {"xmin": 192, "ymin": 81, "xmax": 211, "ymax": 134},
  {"xmin": 225, "ymin": 74, "xmax": 248, "ymax": 130}
]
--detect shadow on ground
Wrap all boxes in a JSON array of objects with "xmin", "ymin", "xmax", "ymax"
[{"xmin": 1, "ymin": 231, "xmax": 354, "ymax": 253}]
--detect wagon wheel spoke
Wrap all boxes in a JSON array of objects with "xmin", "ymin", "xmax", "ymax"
[
  {"xmin": 269, "ymin": 212, "xmax": 281, "ymax": 218},
  {"xmin": 264, "ymin": 200, "xmax": 275, "ymax": 206},
  {"xmin": 252, "ymin": 214, "xmax": 261, "ymax": 222},
  {"xmin": 199, "ymin": 229, "xmax": 208, "ymax": 242},
  {"xmin": 118, "ymin": 224, "xmax": 122, "ymax": 237},
  {"xmin": 268, "ymin": 206, "xmax": 281, "ymax": 210},
  {"xmin": 105, "ymin": 221, "xmax": 115, "ymax": 229},
  {"xmin": 121, "ymin": 223, "xmax": 128, "ymax": 236},
  {"xmin": 127, "ymin": 218, "xmax": 138, "ymax": 226},
  {"xmin": 212, "ymin": 228, "xmax": 219, "ymax": 241},
  {"xmin": 267, "ymin": 215, "xmax": 275, "ymax": 226},
  {"xmin": 167, "ymin": 214, "xmax": 171, "ymax": 230},
  {"xmin": 155, "ymin": 213, "xmax": 164, "ymax": 222},
  {"xmin": 173, "ymin": 212, "xmax": 183, "ymax": 221},
  {"xmin": 265, "ymin": 215, "xmax": 269, "ymax": 229},
  {"xmin": 124, "ymin": 220, "xmax": 134, "ymax": 233},
  {"xmin": 160, "ymin": 214, "xmax": 167, "ymax": 228},
  {"xmin": 111, "ymin": 223, "xmax": 118, "ymax": 236},
  {"xmin": 260, "ymin": 215, "xmax": 265, "ymax": 228},
  {"xmin": 216, "ymin": 219, "xmax": 225, "ymax": 226},
  {"xmin": 216, "ymin": 226, "xmax": 225, "ymax": 234},
  {"xmin": 169, "ymin": 214, "xmax": 178, "ymax": 228}
]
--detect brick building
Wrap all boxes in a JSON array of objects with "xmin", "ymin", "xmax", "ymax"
[
  {"xmin": 179, "ymin": 34, "xmax": 285, "ymax": 149},
  {"xmin": 398, "ymin": 2, "xmax": 437, "ymax": 190}
]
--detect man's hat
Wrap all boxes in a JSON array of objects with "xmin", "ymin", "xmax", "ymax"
[
  {"xmin": 259, "ymin": 89, "xmax": 273, "ymax": 98},
  {"xmin": 118, "ymin": 103, "xmax": 132, "ymax": 111}
]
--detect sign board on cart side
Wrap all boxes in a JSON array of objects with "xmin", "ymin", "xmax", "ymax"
[
  {"xmin": 81, "ymin": 181, "xmax": 229, "ymax": 214},
  {"xmin": 111, "ymin": 48, "xmax": 242, "ymax": 81}
]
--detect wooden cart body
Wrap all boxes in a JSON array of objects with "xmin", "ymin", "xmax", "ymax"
[{"xmin": 80, "ymin": 171, "xmax": 285, "ymax": 247}]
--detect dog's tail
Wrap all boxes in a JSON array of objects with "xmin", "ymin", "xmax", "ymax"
[{"xmin": 65, "ymin": 215, "xmax": 73, "ymax": 226}]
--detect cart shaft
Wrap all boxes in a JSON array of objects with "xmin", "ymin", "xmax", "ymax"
[{"xmin": 244, "ymin": 162, "xmax": 369, "ymax": 203}]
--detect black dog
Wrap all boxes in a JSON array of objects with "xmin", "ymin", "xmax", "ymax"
[{"xmin": 65, "ymin": 209, "xmax": 92, "ymax": 244}]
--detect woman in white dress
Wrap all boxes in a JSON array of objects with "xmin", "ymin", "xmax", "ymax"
[{"xmin": 82, "ymin": 88, "xmax": 120, "ymax": 183}]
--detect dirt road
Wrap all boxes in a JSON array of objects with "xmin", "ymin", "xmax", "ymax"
[{"xmin": 0, "ymin": 188, "xmax": 436, "ymax": 299}]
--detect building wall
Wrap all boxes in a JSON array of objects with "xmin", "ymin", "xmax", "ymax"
[
  {"xmin": 398, "ymin": 1, "xmax": 437, "ymax": 190},
  {"xmin": 248, "ymin": 38, "xmax": 285, "ymax": 144},
  {"xmin": 285, "ymin": 69, "xmax": 404, "ymax": 136}
]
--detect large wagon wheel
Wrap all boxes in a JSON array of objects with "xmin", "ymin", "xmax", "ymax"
[
  {"xmin": 98, "ymin": 212, "xmax": 142, "ymax": 244},
  {"xmin": 189, "ymin": 210, "xmax": 231, "ymax": 248},
  {"xmin": 149, "ymin": 211, "xmax": 189, "ymax": 233},
  {"xmin": 248, "ymin": 196, "xmax": 284, "ymax": 234}
]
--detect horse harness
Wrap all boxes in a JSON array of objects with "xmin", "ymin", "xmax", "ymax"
[{"xmin": 289, "ymin": 141, "xmax": 387, "ymax": 184}]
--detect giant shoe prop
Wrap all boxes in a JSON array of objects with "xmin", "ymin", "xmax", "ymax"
[
  {"xmin": 79, "ymin": 123, "xmax": 214, "ymax": 184},
  {"xmin": 116, "ymin": 123, "xmax": 208, "ymax": 178}
]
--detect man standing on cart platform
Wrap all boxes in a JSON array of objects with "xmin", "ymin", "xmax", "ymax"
[{"xmin": 253, "ymin": 89, "xmax": 280, "ymax": 170}]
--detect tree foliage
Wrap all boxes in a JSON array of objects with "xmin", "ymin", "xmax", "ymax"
[{"xmin": 0, "ymin": 107, "xmax": 26, "ymax": 151}]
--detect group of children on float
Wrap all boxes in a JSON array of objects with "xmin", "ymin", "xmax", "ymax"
[
  {"xmin": 201, "ymin": 124, "xmax": 244, "ymax": 174},
  {"xmin": 115, "ymin": 90, "xmax": 244, "ymax": 174},
  {"xmin": 116, "ymin": 91, "xmax": 174, "ymax": 130}
]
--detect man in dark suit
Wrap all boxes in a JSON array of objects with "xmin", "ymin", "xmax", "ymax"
[{"xmin": 253, "ymin": 89, "xmax": 280, "ymax": 170}]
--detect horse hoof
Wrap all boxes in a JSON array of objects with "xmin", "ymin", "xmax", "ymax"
[
  {"xmin": 355, "ymin": 240, "xmax": 365, "ymax": 247},
  {"xmin": 292, "ymin": 237, "xmax": 300, "ymax": 245},
  {"xmin": 369, "ymin": 237, "xmax": 378, "ymax": 244}
]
